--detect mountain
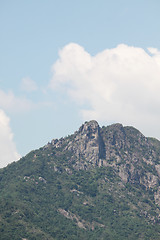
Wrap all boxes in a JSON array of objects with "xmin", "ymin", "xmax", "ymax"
[{"xmin": 1, "ymin": 120, "xmax": 160, "ymax": 239}]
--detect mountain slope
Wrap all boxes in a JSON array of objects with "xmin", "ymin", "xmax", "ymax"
[{"xmin": 1, "ymin": 120, "xmax": 160, "ymax": 239}]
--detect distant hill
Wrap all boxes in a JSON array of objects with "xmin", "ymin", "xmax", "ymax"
[{"xmin": 1, "ymin": 120, "xmax": 160, "ymax": 239}]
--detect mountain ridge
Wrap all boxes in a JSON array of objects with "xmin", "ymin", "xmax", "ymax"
[{"xmin": 1, "ymin": 120, "xmax": 160, "ymax": 239}]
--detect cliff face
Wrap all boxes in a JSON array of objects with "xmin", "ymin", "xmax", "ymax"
[
  {"xmin": 65, "ymin": 120, "xmax": 105, "ymax": 169},
  {"xmin": 49, "ymin": 120, "xmax": 160, "ymax": 188},
  {"xmin": 1, "ymin": 120, "xmax": 160, "ymax": 240},
  {"xmin": 100, "ymin": 123, "xmax": 159, "ymax": 186}
]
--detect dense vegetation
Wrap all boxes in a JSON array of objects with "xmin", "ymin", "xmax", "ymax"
[{"xmin": 1, "ymin": 121, "xmax": 160, "ymax": 239}]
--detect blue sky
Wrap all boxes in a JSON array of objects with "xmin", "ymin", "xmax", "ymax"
[{"xmin": 1, "ymin": 0, "xmax": 160, "ymax": 167}]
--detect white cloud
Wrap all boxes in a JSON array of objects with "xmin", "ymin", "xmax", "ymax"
[
  {"xmin": 0, "ymin": 86, "xmax": 54, "ymax": 114},
  {"xmin": 0, "ymin": 89, "xmax": 35, "ymax": 113},
  {"xmin": 0, "ymin": 109, "xmax": 21, "ymax": 168},
  {"xmin": 21, "ymin": 77, "xmax": 38, "ymax": 92},
  {"xmin": 50, "ymin": 43, "xmax": 160, "ymax": 139}
]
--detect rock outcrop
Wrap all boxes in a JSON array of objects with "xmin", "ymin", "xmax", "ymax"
[
  {"xmin": 66, "ymin": 120, "xmax": 105, "ymax": 169},
  {"xmin": 46, "ymin": 120, "xmax": 160, "ymax": 205}
]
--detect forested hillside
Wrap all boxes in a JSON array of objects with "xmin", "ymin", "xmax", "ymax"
[{"xmin": 1, "ymin": 121, "xmax": 160, "ymax": 239}]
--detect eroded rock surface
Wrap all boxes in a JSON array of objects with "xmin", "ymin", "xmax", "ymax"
[{"xmin": 46, "ymin": 120, "xmax": 160, "ymax": 197}]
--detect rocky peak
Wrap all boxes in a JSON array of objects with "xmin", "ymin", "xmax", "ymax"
[
  {"xmin": 78, "ymin": 120, "xmax": 99, "ymax": 135},
  {"xmin": 66, "ymin": 120, "xmax": 105, "ymax": 169},
  {"xmin": 47, "ymin": 120, "xmax": 160, "ymax": 185},
  {"xmin": 99, "ymin": 123, "xmax": 160, "ymax": 185},
  {"xmin": 102, "ymin": 123, "xmax": 126, "ymax": 147}
]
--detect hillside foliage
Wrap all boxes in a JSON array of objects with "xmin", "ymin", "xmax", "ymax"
[{"xmin": 1, "ymin": 121, "xmax": 160, "ymax": 239}]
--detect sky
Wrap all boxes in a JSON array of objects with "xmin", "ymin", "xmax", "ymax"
[{"xmin": 1, "ymin": 0, "xmax": 160, "ymax": 168}]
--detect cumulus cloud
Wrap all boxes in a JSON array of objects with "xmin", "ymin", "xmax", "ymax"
[
  {"xmin": 50, "ymin": 43, "xmax": 160, "ymax": 139},
  {"xmin": 0, "ymin": 89, "xmax": 35, "ymax": 113},
  {"xmin": 21, "ymin": 77, "xmax": 38, "ymax": 92},
  {"xmin": 0, "ymin": 109, "xmax": 21, "ymax": 168}
]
